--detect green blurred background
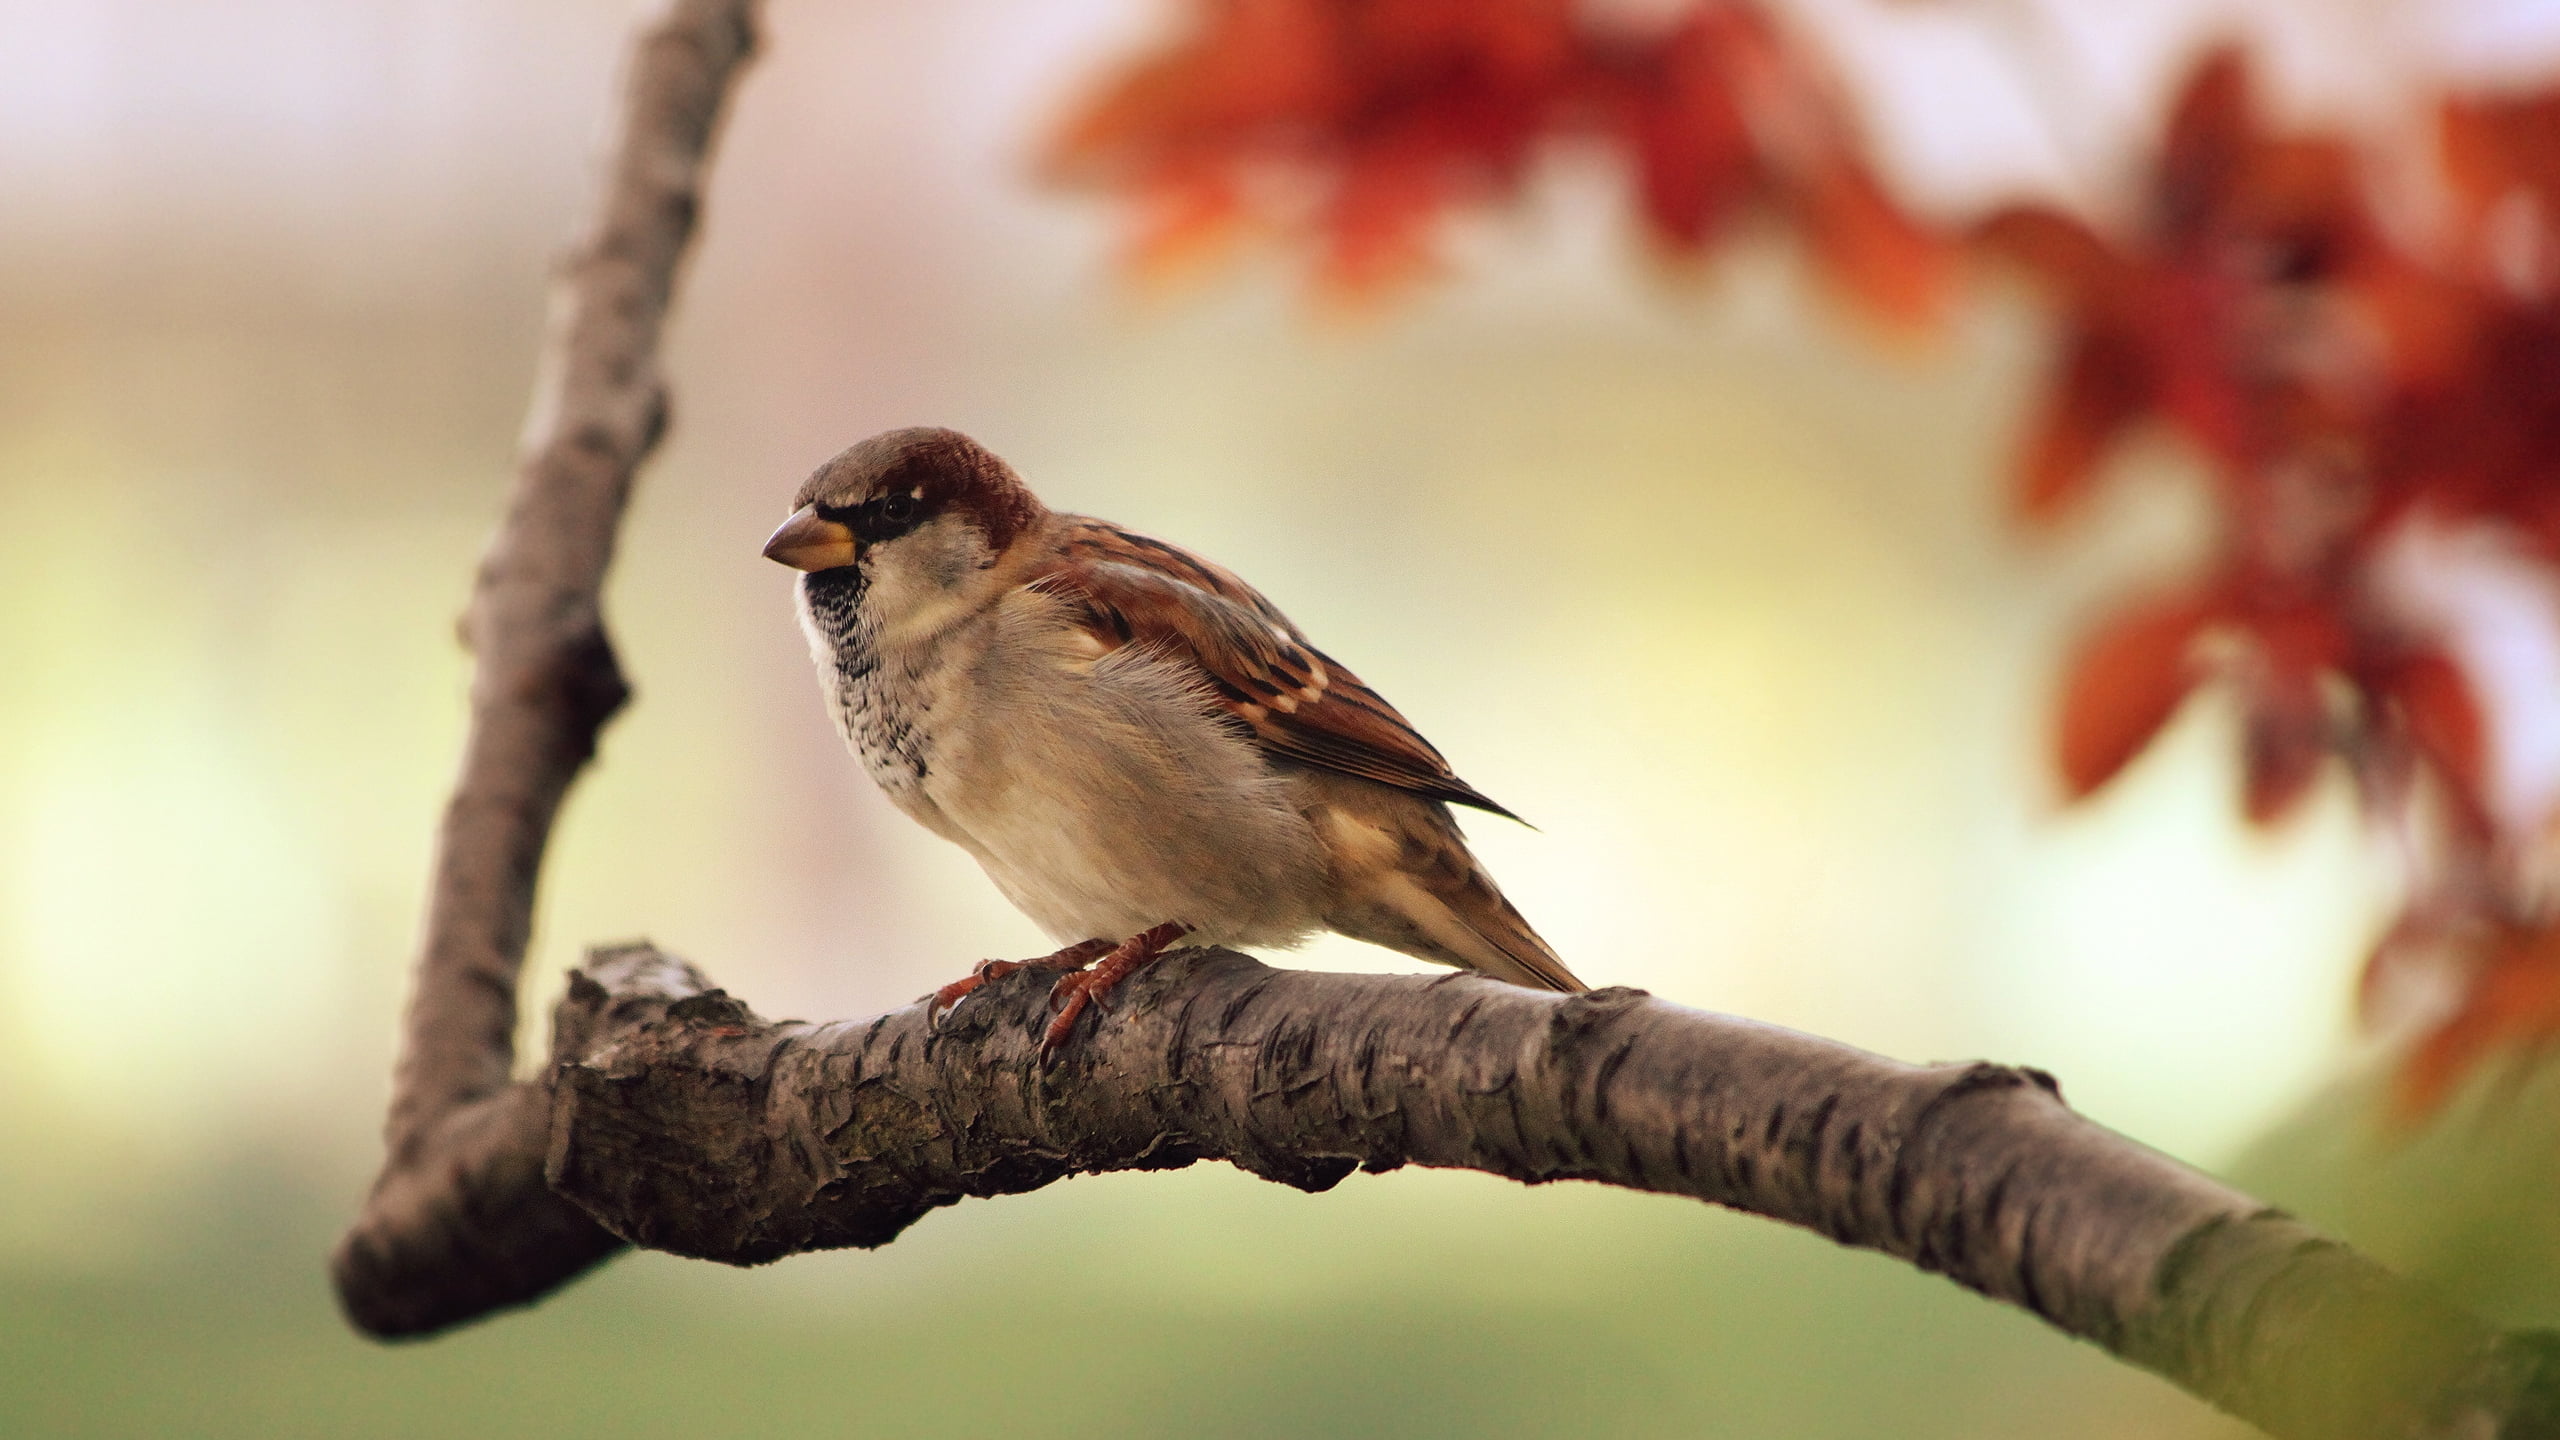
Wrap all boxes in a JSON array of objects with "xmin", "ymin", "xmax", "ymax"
[{"xmin": 7, "ymin": 0, "xmax": 2556, "ymax": 1435}]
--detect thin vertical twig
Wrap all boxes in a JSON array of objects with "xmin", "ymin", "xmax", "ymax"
[{"xmin": 332, "ymin": 0, "xmax": 763, "ymax": 1339}]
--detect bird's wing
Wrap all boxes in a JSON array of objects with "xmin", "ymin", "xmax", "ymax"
[{"xmin": 1027, "ymin": 519, "xmax": 1520, "ymax": 820}]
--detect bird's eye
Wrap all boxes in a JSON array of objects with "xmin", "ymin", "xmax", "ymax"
[{"xmin": 878, "ymin": 493, "xmax": 918, "ymax": 526}]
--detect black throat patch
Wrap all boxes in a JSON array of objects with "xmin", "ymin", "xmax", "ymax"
[
  {"xmin": 802, "ymin": 565, "xmax": 866, "ymax": 648},
  {"xmin": 801, "ymin": 564, "xmax": 928, "ymax": 786}
]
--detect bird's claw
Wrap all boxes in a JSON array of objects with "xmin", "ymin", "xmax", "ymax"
[
  {"xmin": 1040, "ymin": 971, "xmax": 1103, "ymax": 1053},
  {"xmin": 922, "ymin": 966, "xmax": 1001, "ymax": 1032},
  {"xmin": 925, "ymin": 940, "xmax": 1116, "ymax": 1033},
  {"xmin": 1036, "ymin": 920, "xmax": 1193, "ymax": 1056}
]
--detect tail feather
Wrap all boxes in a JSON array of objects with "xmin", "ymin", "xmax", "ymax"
[
  {"xmin": 1447, "ymin": 884, "xmax": 1587, "ymax": 993},
  {"xmin": 1300, "ymin": 769, "xmax": 1589, "ymax": 992},
  {"xmin": 1329, "ymin": 842, "xmax": 1588, "ymax": 992}
]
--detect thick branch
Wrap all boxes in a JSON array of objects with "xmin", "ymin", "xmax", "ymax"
[
  {"xmin": 539, "ymin": 943, "xmax": 2560, "ymax": 1440},
  {"xmin": 332, "ymin": 0, "xmax": 759, "ymax": 1338}
]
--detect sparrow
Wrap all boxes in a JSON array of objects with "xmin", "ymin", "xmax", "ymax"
[{"xmin": 763, "ymin": 426, "xmax": 1586, "ymax": 1049}]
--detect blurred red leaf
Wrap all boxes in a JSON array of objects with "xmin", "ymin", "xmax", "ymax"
[
  {"xmin": 2383, "ymin": 648, "xmax": 2489, "ymax": 807},
  {"xmin": 1794, "ymin": 153, "xmax": 1952, "ymax": 332},
  {"xmin": 1123, "ymin": 165, "xmax": 1247, "ymax": 278},
  {"xmin": 2141, "ymin": 268, "xmax": 2258, "ymax": 477},
  {"xmin": 2397, "ymin": 922, "xmax": 2560, "ymax": 1119},
  {"xmin": 2240, "ymin": 671, "xmax": 2329, "ymax": 824},
  {"xmin": 1604, "ymin": 10, "xmax": 1759, "ymax": 250},
  {"xmin": 1049, "ymin": 0, "xmax": 1343, "ymax": 173},
  {"xmin": 2056, "ymin": 593, "xmax": 2218, "ymax": 797},
  {"xmin": 2237, "ymin": 606, "xmax": 2344, "ymax": 824},
  {"xmin": 2443, "ymin": 89, "xmax": 2560, "ymax": 283},
  {"xmin": 1320, "ymin": 138, "xmax": 1454, "ymax": 297},
  {"xmin": 2154, "ymin": 48, "xmax": 2253, "ymax": 237},
  {"xmin": 1973, "ymin": 205, "xmax": 2118, "ymax": 290},
  {"xmin": 2017, "ymin": 324, "xmax": 2153, "ymax": 520}
]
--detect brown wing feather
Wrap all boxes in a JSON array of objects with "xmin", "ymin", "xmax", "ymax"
[{"xmin": 1030, "ymin": 519, "xmax": 1521, "ymax": 820}]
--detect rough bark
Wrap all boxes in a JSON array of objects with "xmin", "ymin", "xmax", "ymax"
[
  {"xmin": 530, "ymin": 942, "xmax": 2560, "ymax": 1440},
  {"xmin": 332, "ymin": 2, "xmax": 2560, "ymax": 1438},
  {"xmin": 330, "ymin": 0, "xmax": 759, "ymax": 1338}
]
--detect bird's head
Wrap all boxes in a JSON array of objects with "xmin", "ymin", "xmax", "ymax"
[{"xmin": 765, "ymin": 427, "xmax": 1045, "ymax": 628}]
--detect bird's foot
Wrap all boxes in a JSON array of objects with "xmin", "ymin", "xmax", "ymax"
[
  {"xmin": 1041, "ymin": 921, "xmax": 1193, "ymax": 1055},
  {"xmin": 925, "ymin": 938, "xmax": 1115, "ymax": 1030}
]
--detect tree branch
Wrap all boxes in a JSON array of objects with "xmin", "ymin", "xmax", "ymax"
[
  {"xmin": 538, "ymin": 943, "xmax": 2560, "ymax": 1440},
  {"xmin": 330, "ymin": 5, "xmax": 2560, "ymax": 1439},
  {"xmin": 331, "ymin": 0, "xmax": 759, "ymax": 1338}
]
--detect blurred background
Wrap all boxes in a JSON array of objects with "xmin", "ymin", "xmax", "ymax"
[{"xmin": 8, "ymin": 0, "xmax": 2560, "ymax": 1435}]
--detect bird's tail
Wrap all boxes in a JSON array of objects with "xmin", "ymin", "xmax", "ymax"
[
  {"xmin": 1442, "ymin": 876, "xmax": 1587, "ymax": 993},
  {"xmin": 1332, "ymin": 856, "xmax": 1588, "ymax": 993},
  {"xmin": 1308, "ymin": 777, "xmax": 1590, "ymax": 992}
]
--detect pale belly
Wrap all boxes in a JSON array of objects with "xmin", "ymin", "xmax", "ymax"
[{"xmin": 860, "ymin": 633, "xmax": 1333, "ymax": 949}]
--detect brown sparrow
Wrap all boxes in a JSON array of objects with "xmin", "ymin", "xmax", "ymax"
[{"xmin": 764, "ymin": 427, "xmax": 1586, "ymax": 1048}]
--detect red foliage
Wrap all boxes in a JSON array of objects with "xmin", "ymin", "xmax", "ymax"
[
  {"xmin": 2386, "ymin": 648, "xmax": 2488, "ymax": 805},
  {"xmin": 1050, "ymin": 0, "xmax": 1950, "ymax": 321},
  {"xmin": 1054, "ymin": 4, "xmax": 2560, "ymax": 1112},
  {"xmin": 2054, "ymin": 592, "xmax": 2214, "ymax": 798},
  {"xmin": 1955, "ymin": 55, "xmax": 2560, "ymax": 1103},
  {"xmin": 2396, "ymin": 918, "xmax": 2560, "ymax": 1118},
  {"xmin": 2009, "ymin": 59, "xmax": 2560, "ymax": 1096}
]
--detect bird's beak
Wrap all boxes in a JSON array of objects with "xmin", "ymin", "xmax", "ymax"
[{"xmin": 762, "ymin": 505, "xmax": 859, "ymax": 572}]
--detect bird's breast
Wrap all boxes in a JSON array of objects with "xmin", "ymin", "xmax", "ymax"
[
  {"xmin": 804, "ymin": 580, "xmax": 1332, "ymax": 947},
  {"xmin": 835, "ymin": 640, "xmax": 939, "ymax": 808}
]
